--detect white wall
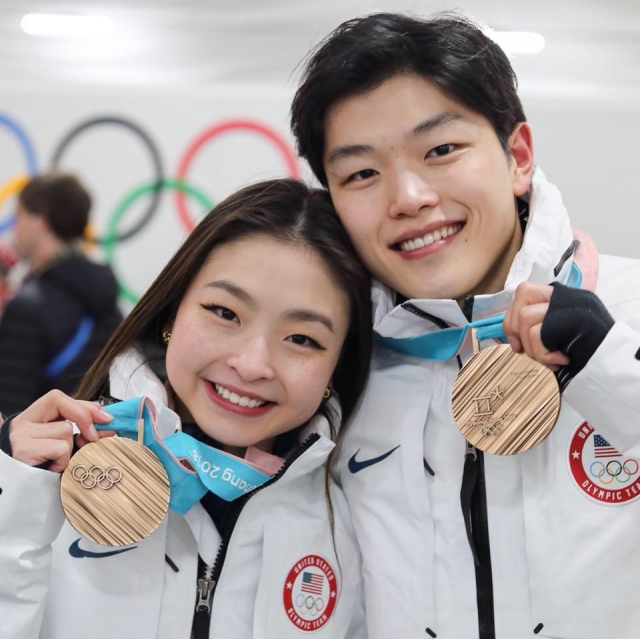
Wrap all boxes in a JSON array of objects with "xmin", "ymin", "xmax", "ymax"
[{"xmin": 0, "ymin": 82, "xmax": 637, "ymax": 313}]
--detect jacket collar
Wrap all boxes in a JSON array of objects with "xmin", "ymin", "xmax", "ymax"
[
  {"xmin": 108, "ymin": 346, "xmax": 336, "ymax": 469},
  {"xmin": 373, "ymin": 167, "xmax": 576, "ymax": 338}
]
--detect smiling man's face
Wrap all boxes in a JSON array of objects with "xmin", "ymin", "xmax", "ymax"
[{"xmin": 323, "ymin": 73, "xmax": 533, "ymax": 303}]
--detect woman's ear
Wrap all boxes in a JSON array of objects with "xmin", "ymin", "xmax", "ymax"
[{"xmin": 509, "ymin": 122, "xmax": 535, "ymax": 197}]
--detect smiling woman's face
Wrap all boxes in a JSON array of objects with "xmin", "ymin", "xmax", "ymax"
[{"xmin": 165, "ymin": 234, "xmax": 350, "ymax": 449}]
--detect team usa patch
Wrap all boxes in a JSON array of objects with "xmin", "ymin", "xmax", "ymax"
[
  {"xmin": 283, "ymin": 554, "xmax": 338, "ymax": 632},
  {"xmin": 569, "ymin": 421, "xmax": 640, "ymax": 505}
]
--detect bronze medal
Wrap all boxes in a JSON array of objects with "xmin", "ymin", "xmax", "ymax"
[
  {"xmin": 60, "ymin": 434, "xmax": 170, "ymax": 547},
  {"xmin": 451, "ymin": 332, "xmax": 561, "ymax": 455}
]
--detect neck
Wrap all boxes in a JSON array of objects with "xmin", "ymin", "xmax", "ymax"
[
  {"xmin": 29, "ymin": 238, "xmax": 66, "ymax": 273},
  {"xmin": 455, "ymin": 216, "xmax": 524, "ymax": 307},
  {"xmin": 223, "ymin": 445, "xmax": 247, "ymax": 458}
]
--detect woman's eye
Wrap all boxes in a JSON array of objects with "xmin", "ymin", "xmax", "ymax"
[
  {"xmin": 426, "ymin": 143, "xmax": 455, "ymax": 158},
  {"xmin": 346, "ymin": 168, "xmax": 377, "ymax": 183},
  {"xmin": 202, "ymin": 304, "xmax": 238, "ymax": 322},
  {"xmin": 287, "ymin": 334, "xmax": 323, "ymax": 350}
]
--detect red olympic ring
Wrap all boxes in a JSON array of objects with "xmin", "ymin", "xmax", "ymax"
[{"xmin": 174, "ymin": 119, "xmax": 300, "ymax": 231}]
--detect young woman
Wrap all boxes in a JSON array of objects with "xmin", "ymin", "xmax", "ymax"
[{"xmin": 0, "ymin": 178, "xmax": 372, "ymax": 639}]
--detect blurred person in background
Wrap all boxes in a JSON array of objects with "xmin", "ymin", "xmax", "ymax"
[
  {"xmin": 0, "ymin": 173, "xmax": 122, "ymax": 416},
  {"xmin": 0, "ymin": 243, "xmax": 18, "ymax": 315}
]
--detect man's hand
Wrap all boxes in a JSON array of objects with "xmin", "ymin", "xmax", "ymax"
[{"xmin": 502, "ymin": 282, "xmax": 570, "ymax": 371}]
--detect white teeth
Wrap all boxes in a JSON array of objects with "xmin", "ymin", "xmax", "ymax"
[
  {"xmin": 214, "ymin": 384, "xmax": 266, "ymax": 408},
  {"xmin": 399, "ymin": 223, "xmax": 462, "ymax": 252}
]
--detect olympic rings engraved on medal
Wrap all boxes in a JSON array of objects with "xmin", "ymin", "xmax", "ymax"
[
  {"xmin": 589, "ymin": 459, "xmax": 639, "ymax": 484},
  {"xmin": 71, "ymin": 464, "xmax": 122, "ymax": 490},
  {"xmin": 50, "ymin": 115, "xmax": 165, "ymax": 245}
]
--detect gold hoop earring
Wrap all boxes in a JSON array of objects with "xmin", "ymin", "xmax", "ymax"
[
  {"xmin": 323, "ymin": 387, "xmax": 331, "ymax": 399},
  {"xmin": 162, "ymin": 331, "xmax": 171, "ymax": 345}
]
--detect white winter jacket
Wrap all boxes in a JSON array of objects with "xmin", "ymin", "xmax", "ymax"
[
  {"xmin": 0, "ymin": 348, "xmax": 366, "ymax": 639},
  {"xmin": 336, "ymin": 169, "xmax": 640, "ymax": 639}
]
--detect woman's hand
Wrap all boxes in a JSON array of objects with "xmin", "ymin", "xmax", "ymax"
[{"xmin": 8, "ymin": 390, "xmax": 114, "ymax": 473}]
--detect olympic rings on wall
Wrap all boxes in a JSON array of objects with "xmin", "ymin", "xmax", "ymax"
[
  {"xmin": 0, "ymin": 112, "xmax": 300, "ymax": 303},
  {"xmin": 72, "ymin": 464, "xmax": 122, "ymax": 490},
  {"xmin": 174, "ymin": 119, "xmax": 300, "ymax": 231},
  {"xmin": 103, "ymin": 179, "xmax": 213, "ymax": 304},
  {"xmin": 50, "ymin": 116, "xmax": 165, "ymax": 245},
  {"xmin": 0, "ymin": 113, "xmax": 38, "ymax": 232}
]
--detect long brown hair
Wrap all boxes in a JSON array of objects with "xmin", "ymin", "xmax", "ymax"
[{"xmin": 76, "ymin": 178, "xmax": 371, "ymax": 458}]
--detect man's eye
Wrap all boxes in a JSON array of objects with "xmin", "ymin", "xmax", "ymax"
[{"xmin": 426, "ymin": 144, "xmax": 455, "ymax": 158}]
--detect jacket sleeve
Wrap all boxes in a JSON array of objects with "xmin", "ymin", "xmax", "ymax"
[
  {"xmin": 0, "ymin": 295, "xmax": 47, "ymax": 415},
  {"xmin": 563, "ymin": 316, "xmax": 640, "ymax": 457},
  {"xmin": 0, "ymin": 449, "xmax": 65, "ymax": 639}
]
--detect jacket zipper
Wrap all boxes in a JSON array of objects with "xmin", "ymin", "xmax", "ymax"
[
  {"xmin": 403, "ymin": 302, "xmax": 496, "ymax": 638},
  {"xmin": 190, "ymin": 433, "xmax": 321, "ymax": 638}
]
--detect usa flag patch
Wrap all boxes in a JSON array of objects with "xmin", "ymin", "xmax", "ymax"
[
  {"xmin": 569, "ymin": 421, "xmax": 640, "ymax": 505},
  {"xmin": 283, "ymin": 554, "xmax": 338, "ymax": 631}
]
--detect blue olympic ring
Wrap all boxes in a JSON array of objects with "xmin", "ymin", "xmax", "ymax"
[{"xmin": 0, "ymin": 113, "xmax": 38, "ymax": 232}]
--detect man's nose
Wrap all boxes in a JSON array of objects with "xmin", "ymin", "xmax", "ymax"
[{"xmin": 387, "ymin": 168, "xmax": 439, "ymax": 219}]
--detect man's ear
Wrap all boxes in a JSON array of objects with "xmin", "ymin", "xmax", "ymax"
[{"xmin": 509, "ymin": 122, "xmax": 534, "ymax": 197}]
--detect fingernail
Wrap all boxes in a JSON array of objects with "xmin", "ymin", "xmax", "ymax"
[
  {"xmin": 89, "ymin": 424, "xmax": 100, "ymax": 441},
  {"xmin": 507, "ymin": 337, "xmax": 519, "ymax": 351},
  {"xmin": 96, "ymin": 407, "xmax": 113, "ymax": 421}
]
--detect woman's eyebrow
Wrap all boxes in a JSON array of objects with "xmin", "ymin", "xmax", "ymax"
[
  {"xmin": 205, "ymin": 280, "xmax": 254, "ymax": 306},
  {"xmin": 284, "ymin": 309, "xmax": 334, "ymax": 333}
]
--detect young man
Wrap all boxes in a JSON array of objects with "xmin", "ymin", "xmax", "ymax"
[
  {"xmin": 0, "ymin": 173, "xmax": 122, "ymax": 415},
  {"xmin": 291, "ymin": 13, "xmax": 640, "ymax": 639}
]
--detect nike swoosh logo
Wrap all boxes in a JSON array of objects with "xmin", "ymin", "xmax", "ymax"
[
  {"xmin": 348, "ymin": 445, "xmax": 400, "ymax": 474},
  {"xmin": 69, "ymin": 538, "xmax": 137, "ymax": 559}
]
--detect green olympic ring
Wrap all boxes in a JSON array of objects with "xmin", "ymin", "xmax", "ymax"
[{"xmin": 103, "ymin": 179, "xmax": 213, "ymax": 304}]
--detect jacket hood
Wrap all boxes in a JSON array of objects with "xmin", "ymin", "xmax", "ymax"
[
  {"xmin": 38, "ymin": 252, "xmax": 120, "ymax": 318},
  {"xmin": 373, "ymin": 167, "xmax": 577, "ymax": 337}
]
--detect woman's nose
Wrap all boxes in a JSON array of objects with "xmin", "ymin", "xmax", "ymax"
[{"xmin": 226, "ymin": 334, "xmax": 275, "ymax": 382}]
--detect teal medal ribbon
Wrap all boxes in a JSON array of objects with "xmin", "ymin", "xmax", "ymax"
[
  {"xmin": 375, "ymin": 262, "xmax": 582, "ymax": 360},
  {"xmin": 96, "ymin": 397, "xmax": 273, "ymax": 515}
]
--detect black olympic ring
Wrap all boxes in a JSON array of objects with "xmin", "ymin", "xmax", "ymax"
[
  {"xmin": 71, "ymin": 464, "xmax": 122, "ymax": 490},
  {"xmin": 50, "ymin": 116, "xmax": 164, "ymax": 245}
]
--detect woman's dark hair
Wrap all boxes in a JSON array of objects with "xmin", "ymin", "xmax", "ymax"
[
  {"xmin": 291, "ymin": 12, "xmax": 527, "ymax": 187},
  {"xmin": 76, "ymin": 178, "xmax": 371, "ymax": 463}
]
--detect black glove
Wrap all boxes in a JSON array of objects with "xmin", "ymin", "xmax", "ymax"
[{"xmin": 540, "ymin": 283, "xmax": 614, "ymax": 388}]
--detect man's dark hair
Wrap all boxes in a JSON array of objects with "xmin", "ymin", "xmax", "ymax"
[
  {"xmin": 19, "ymin": 173, "xmax": 91, "ymax": 240},
  {"xmin": 291, "ymin": 12, "xmax": 527, "ymax": 186}
]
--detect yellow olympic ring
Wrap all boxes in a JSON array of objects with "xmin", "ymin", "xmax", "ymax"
[{"xmin": 0, "ymin": 174, "xmax": 29, "ymax": 210}]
